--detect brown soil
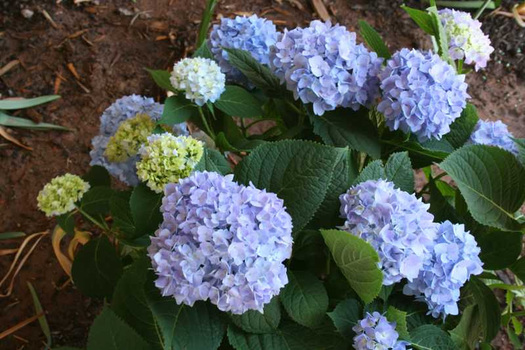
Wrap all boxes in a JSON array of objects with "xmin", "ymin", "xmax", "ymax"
[{"xmin": 0, "ymin": 0, "xmax": 523, "ymax": 349}]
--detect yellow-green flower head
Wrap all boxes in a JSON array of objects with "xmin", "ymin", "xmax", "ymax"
[
  {"xmin": 136, "ymin": 133, "xmax": 204, "ymax": 193},
  {"xmin": 37, "ymin": 174, "xmax": 90, "ymax": 217},
  {"xmin": 104, "ymin": 113, "xmax": 156, "ymax": 163}
]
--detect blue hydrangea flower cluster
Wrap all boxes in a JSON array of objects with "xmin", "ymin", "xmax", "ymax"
[
  {"xmin": 353, "ymin": 312, "xmax": 409, "ymax": 350},
  {"xmin": 340, "ymin": 179, "xmax": 437, "ymax": 285},
  {"xmin": 269, "ymin": 20, "xmax": 383, "ymax": 115},
  {"xmin": 378, "ymin": 48, "xmax": 469, "ymax": 142},
  {"xmin": 469, "ymin": 119, "xmax": 518, "ymax": 154},
  {"xmin": 439, "ymin": 9, "xmax": 494, "ymax": 71},
  {"xmin": 209, "ymin": 15, "xmax": 279, "ymax": 85},
  {"xmin": 90, "ymin": 95, "xmax": 188, "ymax": 186},
  {"xmin": 403, "ymin": 221, "xmax": 483, "ymax": 318},
  {"xmin": 148, "ymin": 171, "xmax": 293, "ymax": 314}
]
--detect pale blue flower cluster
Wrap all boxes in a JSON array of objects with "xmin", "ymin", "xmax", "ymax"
[
  {"xmin": 148, "ymin": 171, "xmax": 293, "ymax": 314},
  {"xmin": 269, "ymin": 20, "xmax": 383, "ymax": 115},
  {"xmin": 353, "ymin": 312, "xmax": 409, "ymax": 350},
  {"xmin": 340, "ymin": 179, "xmax": 437, "ymax": 285},
  {"xmin": 170, "ymin": 57, "xmax": 225, "ymax": 106},
  {"xmin": 439, "ymin": 9, "xmax": 494, "ymax": 71},
  {"xmin": 469, "ymin": 119, "xmax": 518, "ymax": 154},
  {"xmin": 378, "ymin": 49, "xmax": 469, "ymax": 142},
  {"xmin": 403, "ymin": 221, "xmax": 483, "ymax": 318},
  {"xmin": 209, "ymin": 15, "xmax": 279, "ymax": 85},
  {"xmin": 90, "ymin": 95, "xmax": 187, "ymax": 186}
]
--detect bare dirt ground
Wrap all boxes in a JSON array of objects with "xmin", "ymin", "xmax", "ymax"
[{"xmin": 0, "ymin": 0, "xmax": 523, "ymax": 348}]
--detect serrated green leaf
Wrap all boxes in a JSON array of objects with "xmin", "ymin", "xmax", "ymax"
[
  {"xmin": 145, "ymin": 68, "xmax": 176, "ymax": 93},
  {"xmin": 511, "ymin": 257, "xmax": 525, "ymax": 282},
  {"xmin": 230, "ymin": 297, "xmax": 281, "ymax": 334},
  {"xmin": 193, "ymin": 41, "xmax": 214, "ymax": 59},
  {"xmin": 194, "ymin": 147, "xmax": 232, "ymax": 175},
  {"xmin": 444, "ymin": 103, "xmax": 479, "ymax": 149},
  {"xmin": 450, "ymin": 305, "xmax": 481, "ymax": 349},
  {"xmin": 0, "ymin": 111, "xmax": 68, "ymax": 130},
  {"xmin": 385, "ymin": 152, "xmax": 414, "ymax": 193},
  {"xmin": 401, "ymin": 6, "xmax": 435, "ymax": 35},
  {"xmin": 80, "ymin": 186, "xmax": 113, "ymax": 218},
  {"xmin": 462, "ymin": 277, "xmax": 500, "ymax": 343},
  {"xmin": 411, "ymin": 325, "xmax": 456, "ymax": 350},
  {"xmin": 386, "ymin": 306, "xmax": 409, "ymax": 340},
  {"xmin": 327, "ymin": 298, "xmax": 362, "ymax": 339},
  {"xmin": 292, "ymin": 229, "xmax": 326, "ymax": 262},
  {"xmin": 428, "ymin": 177, "xmax": 459, "ymax": 223},
  {"xmin": 83, "ymin": 165, "xmax": 111, "ymax": 188},
  {"xmin": 440, "ymin": 145, "xmax": 525, "ymax": 231},
  {"xmin": 310, "ymin": 108, "xmax": 381, "ymax": 159},
  {"xmin": 514, "ymin": 138, "xmax": 525, "ymax": 165},
  {"xmin": 354, "ymin": 160, "xmax": 386, "ymax": 185},
  {"xmin": 214, "ymin": 85, "xmax": 263, "ymax": 118},
  {"xmin": 475, "ymin": 229, "xmax": 522, "ymax": 270},
  {"xmin": 87, "ymin": 307, "xmax": 151, "ymax": 350},
  {"xmin": 0, "ymin": 95, "xmax": 60, "ymax": 110},
  {"xmin": 110, "ymin": 191, "xmax": 136, "ymax": 239},
  {"xmin": 223, "ymin": 48, "xmax": 282, "ymax": 96},
  {"xmin": 56, "ymin": 212, "xmax": 76, "ymax": 235},
  {"xmin": 130, "ymin": 183, "xmax": 163, "ymax": 237},
  {"xmin": 358, "ymin": 20, "xmax": 391, "ymax": 59},
  {"xmin": 227, "ymin": 325, "xmax": 292, "ymax": 350},
  {"xmin": 235, "ymin": 140, "xmax": 339, "ymax": 234},
  {"xmin": 72, "ymin": 236, "xmax": 123, "ymax": 299},
  {"xmin": 321, "ymin": 229, "xmax": 383, "ymax": 303},
  {"xmin": 160, "ymin": 94, "xmax": 198, "ymax": 125},
  {"xmin": 281, "ymin": 271, "xmax": 329, "ymax": 328}
]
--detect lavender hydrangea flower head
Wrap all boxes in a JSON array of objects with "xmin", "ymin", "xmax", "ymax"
[
  {"xmin": 170, "ymin": 57, "xmax": 225, "ymax": 106},
  {"xmin": 340, "ymin": 179, "xmax": 437, "ymax": 285},
  {"xmin": 270, "ymin": 20, "xmax": 383, "ymax": 115},
  {"xmin": 378, "ymin": 49, "xmax": 469, "ymax": 142},
  {"xmin": 353, "ymin": 312, "xmax": 410, "ymax": 350},
  {"xmin": 90, "ymin": 95, "xmax": 188, "ymax": 186},
  {"xmin": 403, "ymin": 221, "xmax": 483, "ymax": 318},
  {"xmin": 439, "ymin": 9, "xmax": 494, "ymax": 71},
  {"xmin": 148, "ymin": 171, "xmax": 293, "ymax": 314},
  {"xmin": 469, "ymin": 119, "xmax": 518, "ymax": 154},
  {"xmin": 209, "ymin": 15, "xmax": 279, "ymax": 85}
]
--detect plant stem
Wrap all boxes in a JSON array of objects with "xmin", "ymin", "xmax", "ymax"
[
  {"xmin": 457, "ymin": 59, "xmax": 464, "ymax": 74},
  {"xmin": 198, "ymin": 106, "xmax": 215, "ymax": 140},
  {"xmin": 75, "ymin": 206, "xmax": 108, "ymax": 232},
  {"xmin": 474, "ymin": 0, "xmax": 492, "ymax": 19}
]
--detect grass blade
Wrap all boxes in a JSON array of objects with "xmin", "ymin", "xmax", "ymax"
[
  {"xmin": 27, "ymin": 281, "xmax": 52, "ymax": 348},
  {"xmin": 196, "ymin": 0, "xmax": 218, "ymax": 48},
  {"xmin": 0, "ymin": 232, "xmax": 26, "ymax": 240},
  {"xmin": 0, "ymin": 111, "xmax": 68, "ymax": 131},
  {"xmin": 0, "ymin": 95, "xmax": 60, "ymax": 110}
]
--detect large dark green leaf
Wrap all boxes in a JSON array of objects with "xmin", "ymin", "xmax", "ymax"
[
  {"xmin": 87, "ymin": 307, "xmax": 151, "ymax": 350},
  {"xmin": 79, "ymin": 186, "xmax": 113, "ymax": 218},
  {"xmin": 214, "ymin": 85, "xmax": 263, "ymax": 118},
  {"xmin": 72, "ymin": 236, "xmax": 123, "ymax": 299},
  {"xmin": 475, "ymin": 229, "xmax": 522, "ymax": 270},
  {"xmin": 194, "ymin": 147, "xmax": 232, "ymax": 175},
  {"xmin": 110, "ymin": 191, "xmax": 136, "ymax": 239},
  {"xmin": 510, "ymin": 257, "xmax": 525, "ymax": 282},
  {"xmin": 450, "ymin": 305, "xmax": 482, "ymax": 349},
  {"xmin": 410, "ymin": 325, "xmax": 456, "ymax": 350},
  {"xmin": 386, "ymin": 306, "xmax": 409, "ymax": 340},
  {"xmin": 321, "ymin": 229, "xmax": 383, "ymax": 303},
  {"xmin": 281, "ymin": 271, "xmax": 329, "ymax": 328},
  {"xmin": 130, "ymin": 184, "xmax": 163, "ymax": 237},
  {"xmin": 440, "ymin": 145, "xmax": 525, "ymax": 231},
  {"xmin": 230, "ymin": 297, "xmax": 281, "ymax": 334},
  {"xmin": 235, "ymin": 140, "xmax": 339, "ymax": 234},
  {"xmin": 159, "ymin": 94, "xmax": 198, "ymax": 125},
  {"xmin": 327, "ymin": 298, "xmax": 362, "ymax": 339},
  {"xmin": 384, "ymin": 152, "xmax": 414, "ymax": 193},
  {"xmin": 145, "ymin": 69, "xmax": 176, "ymax": 93},
  {"xmin": 83, "ymin": 165, "xmax": 111, "ymax": 187},
  {"xmin": 428, "ymin": 177, "xmax": 459, "ymax": 223},
  {"xmin": 444, "ymin": 104, "xmax": 479, "ymax": 149},
  {"xmin": 463, "ymin": 277, "xmax": 501, "ymax": 342},
  {"xmin": 353, "ymin": 160, "xmax": 386, "ymax": 185}
]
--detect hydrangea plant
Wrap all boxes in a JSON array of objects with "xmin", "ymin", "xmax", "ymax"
[{"xmin": 40, "ymin": 1, "xmax": 525, "ymax": 349}]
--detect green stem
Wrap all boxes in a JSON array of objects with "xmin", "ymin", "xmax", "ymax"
[
  {"xmin": 474, "ymin": 0, "xmax": 492, "ymax": 19},
  {"xmin": 198, "ymin": 106, "xmax": 215, "ymax": 140},
  {"xmin": 75, "ymin": 206, "xmax": 109, "ymax": 232},
  {"xmin": 457, "ymin": 59, "xmax": 464, "ymax": 74}
]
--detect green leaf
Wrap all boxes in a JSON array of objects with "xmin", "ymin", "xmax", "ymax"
[
  {"xmin": 130, "ymin": 184, "xmax": 163, "ymax": 237},
  {"xmin": 384, "ymin": 152, "xmax": 414, "ymax": 193},
  {"xmin": 476, "ymin": 229, "xmax": 522, "ymax": 270},
  {"xmin": 463, "ymin": 277, "xmax": 501, "ymax": 342},
  {"xmin": 411, "ymin": 325, "xmax": 456, "ymax": 350},
  {"xmin": 87, "ymin": 307, "xmax": 151, "ymax": 350},
  {"xmin": 80, "ymin": 186, "xmax": 113, "ymax": 218},
  {"xmin": 428, "ymin": 177, "xmax": 459, "ymax": 223},
  {"xmin": 386, "ymin": 306, "xmax": 409, "ymax": 340},
  {"xmin": 235, "ymin": 140, "xmax": 339, "ymax": 234},
  {"xmin": 230, "ymin": 297, "xmax": 281, "ymax": 334},
  {"xmin": 227, "ymin": 325, "xmax": 293, "ymax": 350},
  {"xmin": 160, "ymin": 94, "xmax": 198, "ymax": 125},
  {"xmin": 214, "ymin": 85, "xmax": 263, "ymax": 118},
  {"xmin": 321, "ymin": 229, "xmax": 383, "ymax": 303},
  {"xmin": 311, "ymin": 148, "xmax": 358, "ymax": 228},
  {"xmin": 327, "ymin": 298, "xmax": 362, "ymax": 339},
  {"xmin": 444, "ymin": 103, "xmax": 479, "ymax": 149},
  {"xmin": 354, "ymin": 160, "xmax": 386, "ymax": 185},
  {"xmin": 110, "ymin": 191, "xmax": 136, "ymax": 239},
  {"xmin": 193, "ymin": 41, "xmax": 214, "ymax": 59},
  {"xmin": 428, "ymin": 6, "xmax": 451, "ymax": 61},
  {"xmin": 292, "ymin": 230, "xmax": 326, "ymax": 262},
  {"xmin": 83, "ymin": 165, "xmax": 111, "ymax": 187},
  {"xmin": 196, "ymin": 0, "xmax": 218, "ymax": 48},
  {"xmin": 511, "ymin": 257, "xmax": 525, "ymax": 282},
  {"xmin": 112, "ymin": 258, "xmax": 225, "ymax": 350},
  {"xmin": 27, "ymin": 281, "xmax": 52, "ymax": 348},
  {"xmin": 72, "ymin": 236, "xmax": 123, "ymax": 299},
  {"xmin": 439, "ymin": 145, "xmax": 525, "ymax": 231},
  {"xmin": 450, "ymin": 305, "xmax": 482, "ymax": 349},
  {"xmin": 401, "ymin": 6, "xmax": 435, "ymax": 35},
  {"xmin": 281, "ymin": 271, "xmax": 329, "ymax": 328},
  {"xmin": 194, "ymin": 147, "xmax": 232, "ymax": 175},
  {"xmin": 514, "ymin": 138, "xmax": 525, "ymax": 165},
  {"xmin": 0, "ymin": 95, "xmax": 60, "ymax": 110},
  {"xmin": 57, "ymin": 212, "xmax": 76, "ymax": 235},
  {"xmin": 358, "ymin": 20, "xmax": 391, "ymax": 59},
  {"xmin": 224, "ymin": 48, "xmax": 282, "ymax": 96},
  {"xmin": 0, "ymin": 231, "xmax": 25, "ymax": 240},
  {"xmin": 0, "ymin": 111, "xmax": 68, "ymax": 131},
  {"xmin": 145, "ymin": 68, "xmax": 175, "ymax": 93},
  {"xmin": 310, "ymin": 109, "xmax": 381, "ymax": 159}
]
